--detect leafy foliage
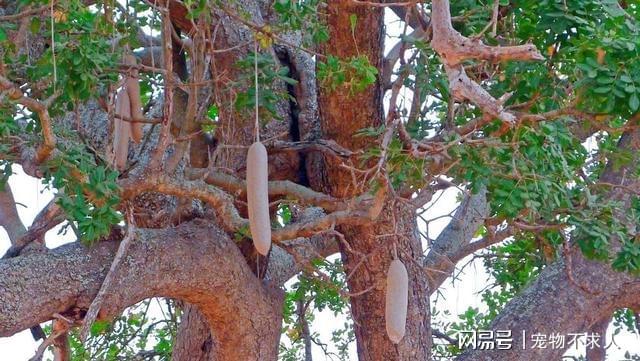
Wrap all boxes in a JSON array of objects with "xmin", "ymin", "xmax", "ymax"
[
  {"xmin": 317, "ymin": 55, "xmax": 378, "ymax": 94},
  {"xmin": 280, "ymin": 258, "xmax": 353, "ymax": 360},
  {"xmin": 273, "ymin": 0, "xmax": 329, "ymax": 45},
  {"xmin": 43, "ymin": 299, "xmax": 178, "ymax": 361},
  {"xmin": 44, "ymin": 144, "xmax": 122, "ymax": 244}
]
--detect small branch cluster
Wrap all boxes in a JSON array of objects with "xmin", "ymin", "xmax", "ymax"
[{"xmin": 121, "ymin": 172, "xmax": 386, "ymax": 243}]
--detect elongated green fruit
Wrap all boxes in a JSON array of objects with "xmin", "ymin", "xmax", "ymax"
[
  {"xmin": 246, "ymin": 141, "xmax": 271, "ymax": 255},
  {"xmin": 385, "ymin": 258, "xmax": 408, "ymax": 344}
]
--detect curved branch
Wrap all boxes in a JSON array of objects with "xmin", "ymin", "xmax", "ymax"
[
  {"xmin": 431, "ymin": 0, "xmax": 543, "ymax": 66},
  {"xmin": 2, "ymin": 196, "xmax": 64, "ymax": 259},
  {"xmin": 0, "ymin": 220, "xmax": 283, "ymax": 361},
  {"xmin": 0, "ymin": 74, "xmax": 57, "ymax": 164},
  {"xmin": 120, "ymin": 175, "xmax": 248, "ymax": 233},
  {"xmin": 186, "ymin": 168, "xmax": 349, "ymax": 212},
  {"xmin": 133, "ymin": 173, "xmax": 386, "ymax": 242},
  {"xmin": 430, "ymin": 0, "xmax": 543, "ymax": 125}
]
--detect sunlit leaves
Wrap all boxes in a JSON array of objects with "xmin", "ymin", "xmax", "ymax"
[
  {"xmin": 451, "ymin": 121, "xmax": 587, "ymax": 220},
  {"xmin": 28, "ymin": 4, "xmax": 118, "ymax": 110}
]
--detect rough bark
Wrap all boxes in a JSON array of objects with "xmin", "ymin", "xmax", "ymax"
[
  {"xmin": 167, "ymin": 0, "xmax": 314, "ymax": 356},
  {"xmin": 0, "ymin": 220, "xmax": 283, "ymax": 361},
  {"xmin": 423, "ymin": 188, "xmax": 488, "ymax": 293},
  {"xmin": 0, "ymin": 185, "xmax": 26, "ymax": 242},
  {"xmin": 310, "ymin": 2, "xmax": 431, "ymax": 360},
  {"xmin": 585, "ymin": 317, "xmax": 609, "ymax": 361},
  {"xmin": 172, "ymin": 306, "xmax": 214, "ymax": 361}
]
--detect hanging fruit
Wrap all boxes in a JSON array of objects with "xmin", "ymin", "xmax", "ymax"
[
  {"xmin": 111, "ymin": 88, "xmax": 131, "ymax": 171},
  {"xmin": 385, "ymin": 258, "xmax": 408, "ymax": 344},
  {"xmin": 246, "ymin": 141, "xmax": 271, "ymax": 255},
  {"xmin": 124, "ymin": 54, "xmax": 144, "ymax": 143}
]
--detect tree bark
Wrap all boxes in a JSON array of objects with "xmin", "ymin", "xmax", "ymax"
[
  {"xmin": 310, "ymin": 1, "xmax": 432, "ymax": 359},
  {"xmin": 585, "ymin": 317, "xmax": 609, "ymax": 361},
  {"xmin": 0, "ymin": 220, "xmax": 283, "ymax": 361}
]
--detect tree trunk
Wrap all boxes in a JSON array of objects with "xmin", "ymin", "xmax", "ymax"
[
  {"xmin": 169, "ymin": 1, "xmax": 302, "ymax": 359},
  {"xmin": 172, "ymin": 306, "xmax": 217, "ymax": 361},
  {"xmin": 310, "ymin": 1, "xmax": 432, "ymax": 359},
  {"xmin": 339, "ymin": 202, "xmax": 431, "ymax": 360}
]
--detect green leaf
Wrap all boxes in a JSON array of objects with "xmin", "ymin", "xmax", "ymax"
[
  {"xmin": 349, "ymin": 14, "xmax": 357, "ymax": 34},
  {"xmin": 29, "ymin": 17, "xmax": 41, "ymax": 34},
  {"xmin": 207, "ymin": 104, "xmax": 219, "ymax": 120},
  {"xmin": 630, "ymin": 93, "xmax": 639, "ymax": 112}
]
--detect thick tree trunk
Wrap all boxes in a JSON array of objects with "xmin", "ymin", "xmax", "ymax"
[
  {"xmin": 310, "ymin": 1, "xmax": 432, "ymax": 359},
  {"xmin": 0, "ymin": 220, "xmax": 284, "ymax": 361},
  {"xmin": 339, "ymin": 202, "xmax": 431, "ymax": 360},
  {"xmin": 172, "ymin": 306, "xmax": 215, "ymax": 361},
  {"xmin": 169, "ymin": 1, "xmax": 305, "ymax": 359},
  {"xmin": 585, "ymin": 317, "xmax": 609, "ymax": 361}
]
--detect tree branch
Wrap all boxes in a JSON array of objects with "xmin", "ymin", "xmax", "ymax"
[
  {"xmin": 0, "ymin": 220, "xmax": 283, "ymax": 361},
  {"xmin": 186, "ymin": 168, "xmax": 363, "ymax": 213},
  {"xmin": 121, "ymin": 174, "xmax": 386, "ymax": 243},
  {"xmin": 0, "ymin": 74, "xmax": 57, "ymax": 164},
  {"xmin": 0, "ymin": 184, "xmax": 26, "ymax": 243},
  {"xmin": 423, "ymin": 187, "xmax": 489, "ymax": 293},
  {"xmin": 430, "ymin": 0, "xmax": 543, "ymax": 125},
  {"xmin": 2, "ymin": 196, "xmax": 65, "ymax": 259}
]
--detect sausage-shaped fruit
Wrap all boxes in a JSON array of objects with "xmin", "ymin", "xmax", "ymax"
[
  {"xmin": 385, "ymin": 258, "xmax": 408, "ymax": 344},
  {"xmin": 246, "ymin": 141, "xmax": 271, "ymax": 255},
  {"xmin": 124, "ymin": 54, "xmax": 144, "ymax": 143},
  {"xmin": 111, "ymin": 88, "xmax": 131, "ymax": 171}
]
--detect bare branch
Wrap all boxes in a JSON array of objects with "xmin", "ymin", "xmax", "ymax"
[
  {"xmin": 430, "ymin": 0, "xmax": 543, "ymax": 125},
  {"xmin": 186, "ymin": 168, "xmax": 357, "ymax": 212},
  {"xmin": 2, "ymin": 197, "xmax": 64, "ymax": 259},
  {"xmin": 0, "ymin": 185, "xmax": 26, "ymax": 243},
  {"xmin": 0, "ymin": 220, "xmax": 283, "ymax": 361},
  {"xmin": 122, "ymin": 173, "xmax": 386, "ymax": 243},
  {"xmin": 0, "ymin": 4, "xmax": 49, "ymax": 21},
  {"xmin": 79, "ymin": 208, "xmax": 136, "ymax": 342},
  {"xmin": 148, "ymin": 9, "xmax": 174, "ymax": 170},
  {"xmin": 431, "ymin": 0, "xmax": 543, "ymax": 66},
  {"xmin": 423, "ymin": 187, "xmax": 488, "ymax": 293}
]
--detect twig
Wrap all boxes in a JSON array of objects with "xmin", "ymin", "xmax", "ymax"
[
  {"xmin": 79, "ymin": 207, "xmax": 136, "ymax": 342},
  {"xmin": 0, "ymin": 5, "xmax": 50, "ymax": 21}
]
